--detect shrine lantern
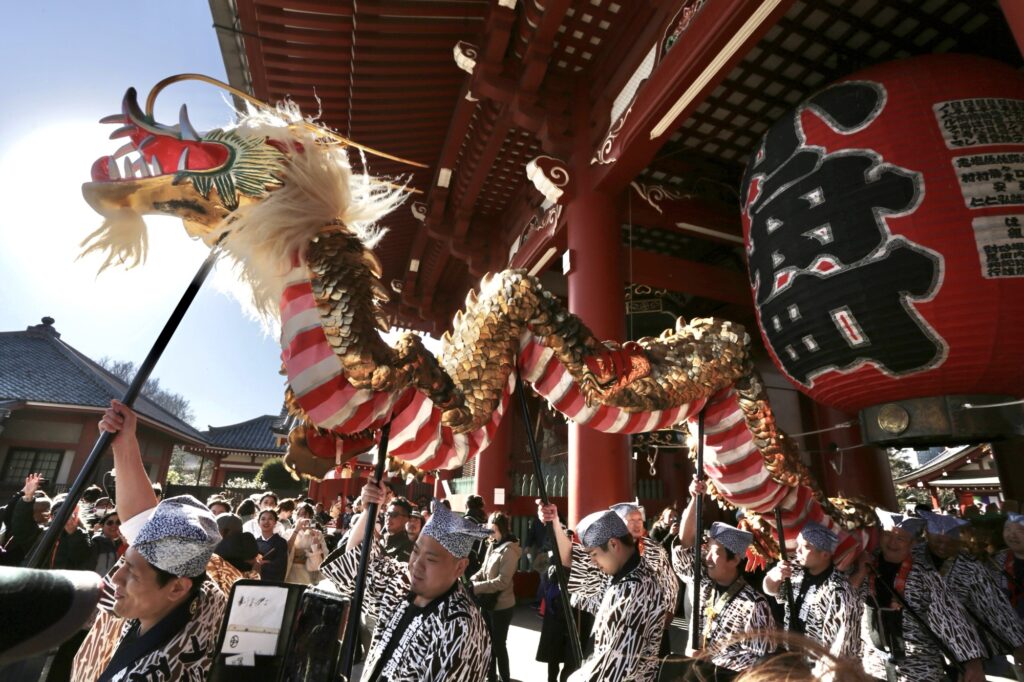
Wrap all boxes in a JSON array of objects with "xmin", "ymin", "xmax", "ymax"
[{"xmin": 740, "ymin": 54, "xmax": 1024, "ymax": 445}]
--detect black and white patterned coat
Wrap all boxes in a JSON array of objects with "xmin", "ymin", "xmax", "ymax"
[
  {"xmin": 859, "ymin": 558, "xmax": 986, "ymax": 682},
  {"xmin": 774, "ymin": 564, "xmax": 861, "ymax": 676},
  {"xmin": 671, "ymin": 544, "xmax": 775, "ymax": 672},
  {"xmin": 988, "ymin": 549, "xmax": 1024, "ymax": 624},
  {"xmin": 566, "ymin": 543, "xmax": 672, "ymax": 681},
  {"xmin": 321, "ymin": 544, "xmax": 491, "ymax": 682},
  {"xmin": 921, "ymin": 547, "xmax": 1024, "ymax": 655}
]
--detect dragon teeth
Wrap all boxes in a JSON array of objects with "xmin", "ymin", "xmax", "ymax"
[
  {"xmin": 123, "ymin": 156, "xmax": 133, "ymax": 178},
  {"xmin": 113, "ymin": 142, "xmax": 134, "ymax": 159},
  {"xmin": 107, "ymin": 157, "xmax": 120, "ymax": 180},
  {"xmin": 135, "ymin": 157, "xmax": 151, "ymax": 177},
  {"xmin": 151, "ymin": 156, "xmax": 163, "ymax": 175},
  {"xmin": 99, "ymin": 113, "xmax": 128, "ymax": 124},
  {"xmin": 177, "ymin": 147, "xmax": 190, "ymax": 171}
]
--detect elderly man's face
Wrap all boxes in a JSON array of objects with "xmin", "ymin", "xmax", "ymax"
[
  {"xmin": 624, "ymin": 510, "xmax": 644, "ymax": 539},
  {"xmin": 880, "ymin": 529, "xmax": 914, "ymax": 563},
  {"xmin": 111, "ymin": 547, "xmax": 189, "ymax": 624},
  {"xmin": 407, "ymin": 535, "xmax": 467, "ymax": 605}
]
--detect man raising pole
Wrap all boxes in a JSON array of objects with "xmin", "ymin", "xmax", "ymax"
[
  {"xmin": 763, "ymin": 521, "xmax": 861, "ymax": 675},
  {"xmin": 673, "ymin": 476, "xmax": 774, "ymax": 679},
  {"xmin": 536, "ymin": 500, "xmax": 673, "ymax": 682},
  {"xmin": 321, "ymin": 480, "xmax": 492, "ymax": 682}
]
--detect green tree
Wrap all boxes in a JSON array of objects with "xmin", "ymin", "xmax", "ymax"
[{"xmin": 254, "ymin": 457, "xmax": 299, "ymax": 492}]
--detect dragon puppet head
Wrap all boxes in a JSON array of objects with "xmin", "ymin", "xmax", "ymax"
[{"xmin": 80, "ymin": 76, "xmax": 416, "ymax": 320}]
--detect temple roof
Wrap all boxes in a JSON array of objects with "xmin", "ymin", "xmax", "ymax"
[
  {"xmin": 0, "ymin": 318, "xmax": 205, "ymax": 443},
  {"xmin": 201, "ymin": 414, "xmax": 286, "ymax": 454}
]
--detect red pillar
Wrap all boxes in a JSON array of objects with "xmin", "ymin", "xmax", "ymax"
[
  {"xmin": 473, "ymin": 409, "xmax": 512, "ymax": 514},
  {"xmin": 811, "ymin": 402, "xmax": 897, "ymax": 510},
  {"xmin": 1000, "ymin": 0, "xmax": 1024, "ymax": 58},
  {"xmin": 565, "ymin": 189, "xmax": 631, "ymax": 527}
]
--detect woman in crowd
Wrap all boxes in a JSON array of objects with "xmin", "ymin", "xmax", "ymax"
[
  {"xmin": 236, "ymin": 497, "xmax": 257, "ymax": 524},
  {"xmin": 277, "ymin": 498, "xmax": 296, "ymax": 530},
  {"xmin": 471, "ymin": 511, "xmax": 522, "ymax": 682},
  {"xmin": 90, "ymin": 508, "xmax": 125, "ymax": 576},
  {"xmin": 649, "ymin": 506, "xmax": 680, "ymax": 547},
  {"xmin": 285, "ymin": 503, "xmax": 325, "ymax": 585},
  {"xmin": 254, "ymin": 508, "xmax": 289, "ymax": 582}
]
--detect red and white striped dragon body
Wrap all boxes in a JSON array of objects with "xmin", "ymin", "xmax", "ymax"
[{"xmin": 80, "ymin": 87, "xmax": 871, "ymax": 565}]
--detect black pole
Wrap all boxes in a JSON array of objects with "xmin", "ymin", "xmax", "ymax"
[
  {"xmin": 24, "ymin": 248, "xmax": 220, "ymax": 569},
  {"xmin": 516, "ymin": 375, "xmax": 584, "ymax": 669},
  {"xmin": 690, "ymin": 411, "xmax": 705, "ymax": 652},
  {"xmin": 339, "ymin": 421, "xmax": 392, "ymax": 679},
  {"xmin": 773, "ymin": 506, "xmax": 796, "ymax": 626}
]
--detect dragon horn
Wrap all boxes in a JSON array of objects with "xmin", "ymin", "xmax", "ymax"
[{"xmin": 144, "ymin": 73, "xmax": 428, "ymax": 169}]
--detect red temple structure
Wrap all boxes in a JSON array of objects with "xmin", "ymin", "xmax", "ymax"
[{"xmin": 210, "ymin": 0, "xmax": 1024, "ymax": 523}]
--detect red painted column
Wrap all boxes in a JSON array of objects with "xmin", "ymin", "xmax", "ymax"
[
  {"xmin": 1000, "ymin": 0, "xmax": 1024, "ymax": 58},
  {"xmin": 565, "ymin": 189, "xmax": 632, "ymax": 528},
  {"xmin": 473, "ymin": 409, "xmax": 512, "ymax": 514},
  {"xmin": 811, "ymin": 403, "xmax": 897, "ymax": 510}
]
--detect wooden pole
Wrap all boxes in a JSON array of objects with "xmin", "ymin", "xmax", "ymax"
[
  {"xmin": 24, "ymin": 248, "xmax": 220, "ymax": 568},
  {"xmin": 690, "ymin": 411, "xmax": 705, "ymax": 652},
  {"xmin": 516, "ymin": 376, "xmax": 584, "ymax": 668},
  {"xmin": 339, "ymin": 421, "xmax": 392, "ymax": 679}
]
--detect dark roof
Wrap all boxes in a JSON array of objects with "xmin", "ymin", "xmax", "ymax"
[
  {"xmin": 893, "ymin": 444, "xmax": 986, "ymax": 486},
  {"xmin": 202, "ymin": 415, "xmax": 286, "ymax": 454},
  {"xmin": 0, "ymin": 318, "xmax": 204, "ymax": 442}
]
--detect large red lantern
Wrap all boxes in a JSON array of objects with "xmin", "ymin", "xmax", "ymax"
[{"xmin": 741, "ymin": 54, "xmax": 1024, "ymax": 424}]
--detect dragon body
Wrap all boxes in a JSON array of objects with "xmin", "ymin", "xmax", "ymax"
[{"xmin": 80, "ymin": 88, "xmax": 871, "ymax": 565}]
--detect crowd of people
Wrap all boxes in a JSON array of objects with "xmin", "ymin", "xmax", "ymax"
[{"xmin": 1, "ymin": 397, "xmax": 1023, "ymax": 682}]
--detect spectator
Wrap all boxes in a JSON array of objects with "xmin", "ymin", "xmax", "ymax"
[
  {"xmin": 406, "ymin": 510, "xmax": 424, "ymax": 543},
  {"xmin": 207, "ymin": 496, "xmax": 233, "ymax": 516},
  {"xmin": 465, "ymin": 494, "xmax": 487, "ymax": 576},
  {"xmin": 314, "ymin": 501, "xmax": 330, "ymax": 526},
  {"xmin": 285, "ymin": 504, "xmax": 325, "ymax": 585},
  {"xmin": 277, "ymin": 498, "xmax": 297, "ymax": 530},
  {"xmin": 236, "ymin": 498, "xmax": 257, "ymax": 524},
  {"xmin": 383, "ymin": 496, "xmax": 415, "ymax": 563},
  {"xmin": 91, "ymin": 508, "xmax": 126, "ymax": 576},
  {"xmin": 4, "ymin": 473, "xmax": 52, "ymax": 566},
  {"xmin": 47, "ymin": 495, "xmax": 92, "ymax": 570},
  {"xmin": 471, "ymin": 511, "xmax": 521, "ymax": 682},
  {"xmin": 649, "ymin": 506, "xmax": 680, "ymax": 546},
  {"xmin": 254, "ymin": 509, "xmax": 288, "ymax": 581}
]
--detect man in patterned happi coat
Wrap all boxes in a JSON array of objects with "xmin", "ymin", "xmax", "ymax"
[
  {"xmin": 72, "ymin": 400, "xmax": 227, "ymax": 682},
  {"xmin": 916, "ymin": 510, "xmax": 1024, "ymax": 677},
  {"xmin": 990, "ymin": 512, "xmax": 1024, "ymax": 624},
  {"xmin": 321, "ymin": 481, "xmax": 492, "ymax": 682},
  {"xmin": 672, "ymin": 478, "xmax": 774, "ymax": 679},
  {"xmin": 536, "ymin": 500, "xmax": 674, "ymax": 682},
  {"xmin": 610, "ymin": 501, "xmax": 680, "ymax": 653},
  {"xmin": 763, "ymin": 520, "xmax": 861, "ymax": 676},
  {"xmin": 854, "ymin": 509, "xmax": 986, "ymax": 682}
]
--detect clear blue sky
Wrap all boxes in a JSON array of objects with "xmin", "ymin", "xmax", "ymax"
[{"xmin": 0, "ymin": 2, "xmax": 287, "ymax": 430}]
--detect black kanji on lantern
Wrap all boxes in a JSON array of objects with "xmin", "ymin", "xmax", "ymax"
[{"xmin": 742, "ymin": 81, "xmax": 945, "ymax": 387}]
